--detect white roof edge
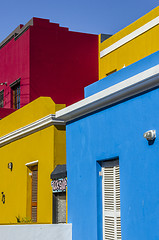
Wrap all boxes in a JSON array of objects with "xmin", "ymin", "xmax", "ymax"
[
  {"xmin": 25, "ymin": 160, "xmax": 39, "ymax": 166},
  {"xmin": 100, "ymin": 16, "xmax": 159, "ymax": 58},
  {"xmin": 56, "ymin": 64, "xmax": 159, "ymax": 122},
  {"xmin": 0, "ymin": 114, "xmax": 65, "ymax": 147}
]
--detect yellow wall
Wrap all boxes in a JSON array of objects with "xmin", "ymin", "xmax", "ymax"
[
  {"xmin": 99, "ymin": 7, "xmax": 159, "ymax": 79},
  {"xmin": 0, "ymin": 97, "xmax": 66, "ymax": 224}
]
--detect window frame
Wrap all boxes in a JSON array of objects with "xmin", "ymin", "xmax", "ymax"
[
  {"xmin": 10, "ymin": 78, "xmax": 21, "ymax": 109},
  {"xmin": 101, "ymin": 159, "xmax": 122, "ymax": 240},
  {"xmin": 0, "ymin": 90, "xmax": 4, "ymax": 108}
]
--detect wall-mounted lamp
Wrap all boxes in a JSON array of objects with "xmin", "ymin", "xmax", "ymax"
[
  {"xmin": 143, "ymin": 130, "xmax": 156, "ymax": 141},
  {"xmin": 8, "ymin": 162, "xmax": 13, "ymax": 171},
  {"xmin": 1, "ymin": 192, "xmax": 5, "ymax": 204},
  {"xmin": 0, "ymin": 82, "xmax": 7, "ymax": 86}
]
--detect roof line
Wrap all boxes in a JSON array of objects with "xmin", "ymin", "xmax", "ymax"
[
  {"xmin": 0, "ymin": 114, "xmax": 65, "ymax": 147},
  {"xmin": 100, "ymin": 16, "xmax": 159, "ymax": 58},
  {"xmin": 56, "ymin": 64, "xmax": 159, "ymax": 122},
  {"xmin": 0, "ymin": 18, "xmax": 34, "ymax": 49}
]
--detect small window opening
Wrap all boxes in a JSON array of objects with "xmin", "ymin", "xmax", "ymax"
[
  {"xmin": 106, "ymin": 69, "xmax": 117, "ymax": 76},
  {"xmin": 0, "ymin": 90, "xmax": 4, "ymax": 107},
  {"xmin": 11, "ymin": 81, "xmax": 20, "ymax": 109}
]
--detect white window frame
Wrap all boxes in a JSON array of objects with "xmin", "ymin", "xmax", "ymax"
[{"xmin": 102, "ymin": 159, "xmax": 121, "ymax": 240}]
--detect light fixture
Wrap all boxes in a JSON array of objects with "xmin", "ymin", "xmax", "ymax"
[
  {"xmin": 0, "ymin": 82, "xmax": 7, "ymax": 86},
  {"xmin": 1, "ymin": 192, "xmax": 5, "ymax": 204},
  {"xmin": 8, "ymin": 162, "xmax": 13, "ymax": 171},
  {"xmin": 143, "ymin": 130, "xmax": 156, "ymax": 141}
]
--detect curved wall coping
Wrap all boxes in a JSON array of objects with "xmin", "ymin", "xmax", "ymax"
[{"xmin": 0, "ymin": 114, "xmax": 65, "ymax": 147}]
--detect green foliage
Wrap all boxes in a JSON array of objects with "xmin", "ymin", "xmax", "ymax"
[{"xmin": 16, "ymin": 216, "xmax": 33, "ymax": 223}]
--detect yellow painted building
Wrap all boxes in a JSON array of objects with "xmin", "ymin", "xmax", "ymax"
[
  {"xmin": 0, "ymin": 97, "xmax": 66, "ymax": 224},
  {"xmin": 99, "ymin": 6, "xmax": 159, "ymax": 79}
]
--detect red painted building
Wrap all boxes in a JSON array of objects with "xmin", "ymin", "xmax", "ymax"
[
  {"xmin": 0, "ymin": 17, "xmax": 98, "ymax": 110},
  {"xmin": 0, "ymin": 108, "xmax": 16, "ymax": 119}
]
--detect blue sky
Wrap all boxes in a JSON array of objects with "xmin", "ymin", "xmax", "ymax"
[{"xmin": 0, "ymin": 0, "xmax": 158, "ymax": 43}]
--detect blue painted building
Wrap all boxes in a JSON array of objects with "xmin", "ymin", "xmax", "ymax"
[{"xmin": 56, "ymin": 51, "xmax": 159, "ymax": 240}]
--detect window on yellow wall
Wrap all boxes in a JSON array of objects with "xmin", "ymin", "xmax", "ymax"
[
  {"xmin": 25, "ymin": 161, "xmax": 38, "ymax": 223},
  {"xmin": 31, "ymin": 165, "xmax": 38, "ymax": 223},
  {"xmin": 106, "ymin": 69, "xmax": 117, "ymax": 77}
]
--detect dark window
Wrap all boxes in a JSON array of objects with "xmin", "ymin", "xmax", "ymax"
[
  {"xmin": 53, "ymin": 192, "xmax": 66, "ymax": 224},
  {"xmin": 106, "ymin": 69, "xmax": 117, "ymax": 76},
  {"xmin": 0, "ymin": 90, "xmax": 4, "ymax": 107},
  {"xmin": 11, "ymin": 82, "xmax": 20, "ymax": 109}
]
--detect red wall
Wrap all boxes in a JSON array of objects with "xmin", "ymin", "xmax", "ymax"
[
  {"xmin": 0, "ymin": 17, "xmax": 98, "ymax": 110},
  {"xmin": 0, "ymin": 27, "xmax": 30, "ymax": 108},
  {"xmin": 0, "ymin": 108, "xmax": 16, "ymax": 119},
  {"xmin": 30, "ymin": 18, "xmax": 98, "ymax": 106}
]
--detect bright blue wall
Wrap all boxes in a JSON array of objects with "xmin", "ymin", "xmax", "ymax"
[
  {"xmin": 66, "ymin": 54, "xmax": 159, "ymax": 240},
  {"xmin": 85, "ymin": 50, "xmax": 159, "ymax": 98},
  {"xmin": 67, "ymin": 87, "xmax": 159, "ymax": 240}
]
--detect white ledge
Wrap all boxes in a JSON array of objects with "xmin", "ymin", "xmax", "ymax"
[
  {"xmin": 0, "ymin": 114, "xmax": 65, "ymax": 147},
  {"xmin": 56, "ymin": 64, "xmax": 159, "ymax": 122},
  {"xmin": 100, "ymin": 16, "xmax": 159, "ymax": 58},
  {"xmin": 25, "ymin": 160, "xmax": 39, "ymax": 166}
]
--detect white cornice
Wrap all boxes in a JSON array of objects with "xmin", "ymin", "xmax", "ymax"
[
  {"xmin": 25, "ymin": 160, "xmax": 39, "ymax": 166},
  {"xmin": 0, "ymin": 114, "xmax": 65, "ymax": 147},
  {"xmin": 56, "ymin": 65, "xmax": 159, "ymax": 122},
  {"xmin": 100, "ymin": 16, "xmax": 159, "ymax": 58}
]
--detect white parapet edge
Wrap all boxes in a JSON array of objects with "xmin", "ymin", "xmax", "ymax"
[
  {"xmin": 25, "ymin": 160, "xmax": 39, "ymax": 166},
  {"xmin": 100, "ymin": 16, "xmax": 159, "ymax": 58},
  {"xmin": 0, "ymin": 114, "xmax": 65, "ymax": 147},
  {"xmin": 56, "ymin": 64, "xmax": 159, "ymax": 122}
]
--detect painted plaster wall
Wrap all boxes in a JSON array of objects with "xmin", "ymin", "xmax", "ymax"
[
  {"xmin": 0, "ymin": 17, "xmax": 98, "ymax": 109},
  {"xmin": 67, "ymin": 87, "xmax": 159, "ymax": 240},
  {"xmin": 0, "ymin": 97, "xmax": 66, "ymax": 224},
  {"xmin": 85, "ymin": 50, "xmax": 159, "ymax": 97},
  {"xmin": 66, "ymin": 64, "xmax": 159, "ymax": 239},
  {"xmin": 0, "ymin": 97, "xmax": 62, "ymax": 137},
  {"xmin": 0, "ymin": 28, "xmax": 30, "ymax": 108},
  {"xmin": 99, "ymin": 6, "xmax": 159, "ymax": 80},
  {"xmin": 30, "ymin": 18, "xmax": 98, "ymax": 106},
  {"xmin": 0, "ymin": 108, "xmax": 16, "ymax": 119}
]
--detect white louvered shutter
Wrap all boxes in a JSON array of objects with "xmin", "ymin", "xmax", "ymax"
[{"xmin": 102, "ymin": 161, "xmax": 121, "ymax": 240}]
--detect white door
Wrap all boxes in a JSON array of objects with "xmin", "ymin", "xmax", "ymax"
[{"xmin": 102, "ymin": 160, "xmax": 121, "ymax": 240}]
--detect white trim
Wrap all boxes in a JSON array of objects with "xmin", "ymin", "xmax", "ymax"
[
  {"xmin": 25, "ymin": 160, "xmax": 39, "ymax": 166},
  {"xmin": 56, "ymin": 64, "xmax": 159, "ymax": 122},
  {"xmin": 100, "ymin": 16, "xmax": 159, "ymax": 58},
  {"xmin": 0, "ymin": 114, "xmax": 65, "ymax": 147},
  {"xmin": 102, "ymin": 163, "xmax": 121, "ymax": 240}
]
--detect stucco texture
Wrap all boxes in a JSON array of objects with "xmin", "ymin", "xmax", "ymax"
[
  {"xmin": 66, "ymin": 53, "xmax": 159, "ymax": 239},
  {"xmin": 99, "ymin": 6, "xmax": 159, "ymax": 80},
  {"xmin": 0, "ymin": 97, "xmax": 66, "ymax": 224}
]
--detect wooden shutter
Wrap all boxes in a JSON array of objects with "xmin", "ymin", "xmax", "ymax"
[
  {"xmin": 11, "ymin": 82, "xmax": 20, "ymax": 109},
  {"xmin": 102, "ymin": 160, "xmax": 121, "ymax": 240},
  {"xmin": 12, "ymin": 89, "xmax": 16, "ymax": 109},
  {"xmin": 31, "ymin": 169, "xmax": 38, "ymax": 222}
]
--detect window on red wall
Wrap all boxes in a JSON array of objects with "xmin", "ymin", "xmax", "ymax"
[
  {"xmin": 0, "ymin": 90, "xmax": 4, "ymax": 108},
  {"xmin": 10, "ymin": 79, "xmax": 20, "ymax": 109}
]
